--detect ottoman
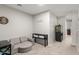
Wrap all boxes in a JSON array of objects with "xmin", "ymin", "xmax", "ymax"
[{"xmin": 18, "ymin": 41, "xmax": 33, "ymax": 53}]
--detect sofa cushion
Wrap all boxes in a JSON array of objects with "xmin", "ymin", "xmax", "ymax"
[
  {"xmin": 14, "ymin": 43, "xmax": 21, "ymax": 49},
  {"xmin": 20, "ymin": 36, "xmax": 28, "ymax": 43},
  {"xmin": 19, "ymin": 41, "xmax": 33, "ymax": 48},
  {"xmin": 10, "ymin": 37, "xmax": 20, "ymax": 45}
]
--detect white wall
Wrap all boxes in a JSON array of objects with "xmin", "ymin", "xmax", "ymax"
[
  {"xmin": 72, "ymin": 14, "xmax": 78, "ymax": 46},
  {"xmin": 58, "ymin": 17, "xmax": 66, "ymax": 42},
  {"xmin": 33, "ymin": 11, "xmax": 50, "ymax": 44},
  {"xmin": 0, "ymin": 5, "xmax": 33, "ymax": 41},
  {"xmin": 77, "ymin": 11, "xmax": 79, "ymax": 46},
  {"xmin": 50, "ymin": 12, "xmax": 57, "ymax": 43},
  {"xmin": 66, "ymin": 20, "xmax": 72, "ymax": 29},
  {"xmin": 33, "ymin": 11, "xmax": 57, "ymax": 45},
  {"xmin": 33, "ymin": 11, "xmax": 50, "ymax": 34},
  {"xmin": 65, "ymin": 12, "xmax": 78, "ymax": 45}
]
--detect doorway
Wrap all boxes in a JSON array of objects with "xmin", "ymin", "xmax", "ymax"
[{"xmin": 64, "ymin": 19, "xmax": 72, "ymax": 45}]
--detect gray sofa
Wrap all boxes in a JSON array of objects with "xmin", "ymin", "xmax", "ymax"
[{"xmin": 9, "ymin": 36, "xmax": 34, "ymax": 55}]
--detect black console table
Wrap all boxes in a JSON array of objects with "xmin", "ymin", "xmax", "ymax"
[
  {"xmin": 0, "ymin": 40, "xmax": 11, "ymax": 55},
  {"xmin": 32, "ymin": 33, "xmax": 48, "ymax": 47}
]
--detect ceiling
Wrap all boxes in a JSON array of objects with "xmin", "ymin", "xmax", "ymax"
[{"xmin": 4, "ymin": 4, "xmax": 79, "ymax": 16}]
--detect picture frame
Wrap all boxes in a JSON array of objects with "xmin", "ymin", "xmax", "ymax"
[{"xmin": 0, "ymin": 16, "xmax": 8, "ymax": 24}]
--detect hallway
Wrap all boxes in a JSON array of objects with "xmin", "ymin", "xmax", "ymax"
[{"xmin": 62, "ymin": 35, "xmax": 72, "ymax": 46}]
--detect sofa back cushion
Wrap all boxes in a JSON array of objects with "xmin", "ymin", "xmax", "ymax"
[
  {"xmin": 20, "ymin": 36, "xmax": 28, "ymax": 43},
  {"xmin": 10, "ymin": 37, "xmax": 20, "ymax": 45}
]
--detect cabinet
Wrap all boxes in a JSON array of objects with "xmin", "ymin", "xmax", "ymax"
[{"xmin": 55, "ymin": 25, "xmax": 63, "ymax": 42}]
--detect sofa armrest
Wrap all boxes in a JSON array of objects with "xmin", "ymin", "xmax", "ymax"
[
  {"xmin": 10, "ymin": 44, "xmax": 15, "ymax": 55},
  {"xmin": 27, "ymin": 38, "xmax": 35, "ymax": 46},
  {"xmin": 9, "ymin": 40, "xmax": 15, "ymax": 54}
]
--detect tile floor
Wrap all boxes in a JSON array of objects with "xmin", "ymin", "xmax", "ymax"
[{"xmin": 15, "ymin": 36, "xmax": 79, "ymax": 55}]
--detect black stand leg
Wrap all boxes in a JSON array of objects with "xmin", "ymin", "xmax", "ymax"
[
  {"xmin": 34, "ymin": 38, "xmax": 36, "ymax": 43},
  {"xmin": 44, "ymin": 40, "xmax": 46, "ymax": 47},
  {"xmin": 10, "ymin": 45, "xmax": 11, "ymax": 55}
]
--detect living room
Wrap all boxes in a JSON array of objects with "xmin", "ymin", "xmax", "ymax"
[{"xmin": 0, "ymin": 4, "xmax": 79, "ymax": 55}]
